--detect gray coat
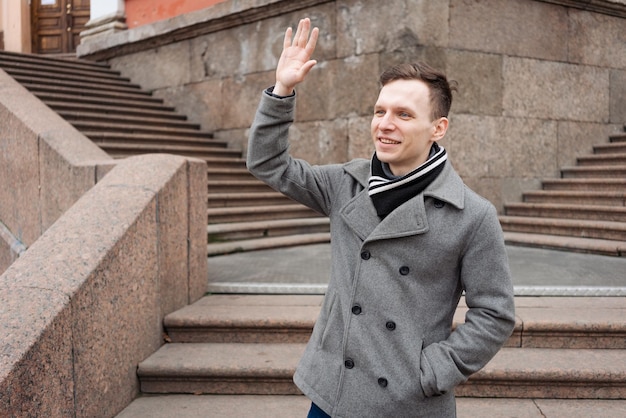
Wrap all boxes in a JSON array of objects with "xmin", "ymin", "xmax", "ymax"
[{"xmin": 247, "ymin": 91, "xmax": 516, "ymax": 418}]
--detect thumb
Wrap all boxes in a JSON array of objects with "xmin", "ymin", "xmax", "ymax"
[{"xmin": 299, "ymin": 59, "xmax": 318, "ymax": 78}]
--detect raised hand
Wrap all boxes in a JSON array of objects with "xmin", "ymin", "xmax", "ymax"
[{"xmin": 273, "ymin": 18, "xmax": 319, "ymax": 96}]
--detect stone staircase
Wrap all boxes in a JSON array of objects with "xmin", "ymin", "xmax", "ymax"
[
  {"xmin": 3, "ymin": 51, "xmax": 626, "ymax": 416},
  {"xmin": 0, "ymin": 50, "xmax": 329, "ymax": 257},
  {"xmin": 501, "ymin": 130, "xmax": 626, "ymax": 256},
  {"xmin": 113, "ymin": 294, "xmax": 626, "ymax": 416},
  {"xmin": 1, "ymin": 50, "xmax": 624, "ymax": 257}
]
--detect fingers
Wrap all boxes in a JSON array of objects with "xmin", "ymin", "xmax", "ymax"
[
  {"xmin": 293, "ymin": 18, "xmax": 308, "ymax": 47},
  {"xmin": 283, "ymin": 26, "xmax": 293, "ymax": 50},
  {"xmin": 291, "ymin": 18, "xmax": 316, "ymax": 48},
  {"xmin": 306, "ymin": 27, "xmax": 319, "ymax": 55}
]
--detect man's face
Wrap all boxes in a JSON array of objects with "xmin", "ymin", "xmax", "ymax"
[{"xmin": 371, "ymin": 79, "xmax": 447, "ymax": 176}]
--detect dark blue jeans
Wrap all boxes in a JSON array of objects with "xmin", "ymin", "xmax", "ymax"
[{"xmin": 307, "ymin": 403, "xmax": 331, "ymax": 418}]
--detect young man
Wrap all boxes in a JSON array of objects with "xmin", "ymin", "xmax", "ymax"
[{"xmin": 247, "ymin": 18, "xmax": 515, "ymax": 418}]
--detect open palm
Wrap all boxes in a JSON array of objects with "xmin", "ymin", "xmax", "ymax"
[{"xmin": 274, "ymin": 18, "xmax": 319, "ymax": 96}]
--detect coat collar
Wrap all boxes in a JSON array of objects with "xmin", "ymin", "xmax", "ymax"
[{"xmin": 341, "ymin": 159, "xmax": 465, "ymax": 241}]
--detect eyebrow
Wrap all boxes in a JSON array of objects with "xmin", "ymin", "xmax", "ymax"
[{"xmin": 374, "ymin": 104, "xmax": 414, "ymax": 112}]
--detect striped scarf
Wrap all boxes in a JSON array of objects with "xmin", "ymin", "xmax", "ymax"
[{"xmin": 368, "ymin": 143, "xmax": 447, "ymax": 218}]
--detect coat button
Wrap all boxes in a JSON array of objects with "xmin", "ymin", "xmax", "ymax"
[
  {"xmin": 386, "ymin": 321, "xmax": 396, "ymax": 331},
  {"xmin": 360, "ymin": 250, "xmax": 371, "ymax": 260},
  {"xmin": 378, "ymin": 377, "xmax": 388, "ymax": 388},
  {"xmin": 434, "ymin": 199, "xmax": 445, "ymax": 208},
  {"xmin": 351, "ymin": 305, "xmax": 362, "ymax": 315},
  {"xmin": 344, "ymin": 359, "xmax": 355, "ymax": 369},
  {"xmin": 399, "ymin": 266, "xmax": 410, "ymax": 275}
]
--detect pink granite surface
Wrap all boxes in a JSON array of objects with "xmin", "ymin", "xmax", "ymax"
[
  {"xmin": 0, "ymin": 68, "xmax": 112, "ymax": 274},
  {"xmin": 0, "ymin": 154, "xmax": 208, "ymax": 417}
]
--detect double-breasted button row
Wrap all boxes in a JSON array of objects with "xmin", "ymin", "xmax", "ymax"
[
  {"xmin": 344, "ymin": 359, "xmax": 388, "ymax": 389},
  {"xmin": 351, "ymin": 305, "xmax": 396, "ymax": 331},
  {"xmin": 360, "ymin": 250, "xmax": 409, "ymax": 277}
]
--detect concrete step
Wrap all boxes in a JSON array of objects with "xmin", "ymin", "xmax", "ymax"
[
  {"xmin": 207, "ymin": 192, "xmax": 295, "ymax": 208},
  {"xmin": 610, "ymin": 132, "xmax": 626, "ymax": 143},
  {"xmin": 561, "ymin": 164, "xmax": 626, "ymax": 178},
  {"xmin": 116, "ymin": 395, "xmax": 626, "ymax": 418},
  {"xmin": 207, "ymin": 204, "xmax": 321, "ymax": 224},
  {"xmin": 504, "ymin": 203, "xmax": 626, "ymax": 222},
  {"xmin": 137, "ymin": 343, "xmax": 626, "ymax": 398},
  {"xmin": 522, "ymin": 190, "xmax": 626, "ymax": 206},
  {"xmin": 69, "ymin": 121, "xmax": 211, "ymax": 138},
  {"xmin": 34, "ymin": 91, "xmax": 171, "ymax": 109},
  {"xmin": 137, "ymin": 342, "xmax": 304, "ymax": 395},
  {"xmin": 456, "ymin": 348, "xmax": 626, "ymax": 399},
  {"xmin": 542, "ymin": 178, "xmax": 626, "ymax": 192},
  {"xmin": 207, "ymin": 218, "xmax": 330, "ymax": 241},
  {"xmin": 86, "ymin": 132, "xmax": 229, "ymax": 148},
  {"xmin": 207, "ymin": 180, "xmax": 274, "ymax": 194},
  {"xmin": 23, "ymin": 82, "xmax": 160, "ymax": 102},
  {"xmin": 46, "ymin": 100, "xmax": 187, "ymax": 120},
  {"xmin": 0, "ymin": 62, "xmax": 130, "ymax": 84},
  {"xmin": 577, "ymin": 153, "xmax": 626, "ymax": 166},
  {"xmin": 93, "ymin": 138, "xmax": 225, "ymax": 152},
  {"xmin": 100, "ymin": 144, "xmax": 244, "ymax": 164},
  {"xmin": 58, "ymin": 110, "xmax": 202, "ymax": 130},
  {"xmin": 5, "ymin": 67, "xmax": 136, "ymax": 88},
  {"xmin": 503, "ymin": 231, "xmax": 626, "ymax": 256},
  {"xmin": 164, "ymin": 295, "xmax": 322, "ymax": 344},
  {"xmin": 14, "ymin": 75, "xmax": 146, "ymax": 95},
  {"xmin": 115, "ymin": 394, "xmax": 312, "ymax": 418},
  {"xmin": 207, "ymin": 232, "xmax": 331, "ymax": 256},
  {"xmin": 206, "ymin": 168, "xmax": 255, "ymax": 181},
  {"xmin": 0, "ymin": 50, "xmax": 113, "ymax": 74},
  {"xmin": 0, "ymin": 60, "xmax": 128, "ymax": 82},
  {"xmin": 163, "ymin": 295, "xmax": 626, "ymax": 349},
  {"xmin": 499, "ymin": 216, "xmax": 626, "ymax": 241},
  {"xmin": 594, "ymin": 142, "xmax": 626, "ymax": 154}
]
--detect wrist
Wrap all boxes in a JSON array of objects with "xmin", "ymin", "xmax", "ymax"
[{"xmin": 273, "ymin": 82, "xmax": 294, "ymax": 97}]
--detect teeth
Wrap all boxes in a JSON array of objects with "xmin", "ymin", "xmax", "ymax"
[{"xmin": 380, "ymin": 138, "xmax": 400, "ymax": 145}]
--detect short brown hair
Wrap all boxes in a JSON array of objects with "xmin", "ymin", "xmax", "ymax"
[{"xmin": 379, "ymin": 62, "xmax": 457, "ymax": 120}]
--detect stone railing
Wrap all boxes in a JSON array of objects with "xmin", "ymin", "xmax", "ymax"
[
  {"xmin": 0, "ymin": 68, "xmax": 113, "ymax": 274},
  {"xmin": 0, "ymin": 68, "xmax": 208, "ymax": 416},
  {"xmin": 0, "ymin": 153, "xmax": 208, "ymax": 417}
]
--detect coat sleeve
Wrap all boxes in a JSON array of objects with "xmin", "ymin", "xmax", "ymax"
[
  {"xmin": 419, "ymin": 201, "xmax": 516, "ymax": 397},
  {"xmin": 246, "ymin": 90, "xmax": 339, "ymax": 216}
]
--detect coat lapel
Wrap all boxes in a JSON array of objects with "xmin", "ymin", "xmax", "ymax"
[
  {"xmin": 340, "ymin": 189, "xmax": 430, "ymax": 242},
  {"xmin": 340, "ymin": 159, "xmax": 466, "ymax": 243}
]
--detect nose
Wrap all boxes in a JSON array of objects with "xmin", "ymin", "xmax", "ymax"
[{"xmin": 378, "ymin": 113, "xmax": 395, "ymax": 131}]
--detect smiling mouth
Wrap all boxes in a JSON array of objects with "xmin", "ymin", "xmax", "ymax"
[{"xmin": 378, "ymin": 137, "xmax": 400, "ymax": 145}]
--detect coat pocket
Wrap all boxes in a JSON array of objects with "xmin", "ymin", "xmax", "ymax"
[{"xmin": 315, "ymin": 291, "xmax": 337, "ymax": 350}]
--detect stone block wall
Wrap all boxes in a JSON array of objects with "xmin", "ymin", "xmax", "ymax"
[
  {"xmin": 79, "ymin": 0, "xmax": 626, "ymax": 210},
  {"xmin": 0, "ymin": 154, "xmax": 208, "ymax": 417}
]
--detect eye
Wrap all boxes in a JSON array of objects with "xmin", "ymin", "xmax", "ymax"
[
  {"xmin": 374, "ymin": 109, "xmax": 385, "ymax": 116},
  {"xmin": 398, "ymin": 111, "xmax": 411, "ymax": 119}
]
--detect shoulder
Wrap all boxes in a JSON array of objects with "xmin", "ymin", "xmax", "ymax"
[
  {"xmin": 463, "ymin": 185, "xmax": 496, "ymax": 213},
  {"xmin": 343, "ymin": 158, "xmax": 370, "ymax": 186}
]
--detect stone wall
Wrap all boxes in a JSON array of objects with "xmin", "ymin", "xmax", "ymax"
[
  {"xmin": 79, "ymin": 0, "xmax": 626, "ymax": 210},
  {"xmin": 0, "ymin": 154, "xmax": 208, "ymax": 417}
]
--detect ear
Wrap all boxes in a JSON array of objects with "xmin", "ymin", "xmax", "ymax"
[{"xmin": 431, "ymin": 117, "xmax": 449, "ymax": 142}]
